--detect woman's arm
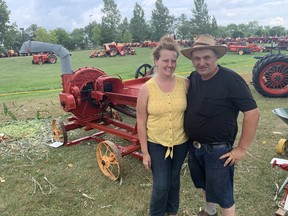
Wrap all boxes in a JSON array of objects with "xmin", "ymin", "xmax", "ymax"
[{"xmin": 136, "ymin": 83, "xmax": 151, "ymax": 170}]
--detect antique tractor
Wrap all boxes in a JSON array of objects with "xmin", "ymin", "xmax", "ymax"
[
  {"xmin": 227, "ymin": 41, "xmax": 264, "ymax": 55},
  {"xmin": 103, "ymin": 42, "xmax": 128, "ymax": 56},
  {"xmin": 32, "ymin": 52, "xmax": 58, "ymax": 65},
  {"xmin": 252, "ymin": 54, "xmax": 288, "ymax": 98},
  {"xmin": 20, "ymin": 40, "xmax": 154, "ymax": 181}
]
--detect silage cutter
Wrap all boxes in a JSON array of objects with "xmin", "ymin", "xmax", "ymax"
[{"xmin": 20, "ymin": 40, "xmax": 155, "ymax": 181}]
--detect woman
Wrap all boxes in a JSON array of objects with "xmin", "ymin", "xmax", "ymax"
[{"xmin": 136, "ymin": 35, "xmax": 189, "ymax": 216}]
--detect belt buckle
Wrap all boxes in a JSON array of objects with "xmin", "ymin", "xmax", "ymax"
[{"xmin": 193, "ymin": 141, "xmax": 201, "ymax": 149}]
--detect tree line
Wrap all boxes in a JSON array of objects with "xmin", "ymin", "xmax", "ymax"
[{"xmin": 0, "ymin": 0, "xmax": 287, "ymax": 52}]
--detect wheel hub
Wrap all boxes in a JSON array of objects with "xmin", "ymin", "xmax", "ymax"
[{"xmin": 271, "ymin": 72, "xmax": 284, "ymax": 85}]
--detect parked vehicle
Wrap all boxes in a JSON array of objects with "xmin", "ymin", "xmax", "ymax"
[
  {"xmin": 32, "ymin": 52, "xmax": 57, "ymax": 65},
  {"xmin": 103, "ymin": 42, "xmax": 128, "ymax": 56},
  {"xmin": 226, "ymin": 42, "xmax": 264, "ymax": 55}
]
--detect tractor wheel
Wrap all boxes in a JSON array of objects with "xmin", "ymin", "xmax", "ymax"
[
  {"xmin": 48, "ymin": 54, "xmax": 57, "ymax": 64},
  {"xmin": 121, "ymin": 46, "xmax": 128, "ymax": 54},
  {"xmin": 38, "ymin": 60, "xmax": 43, "ymax": 65},
  {"xmin": 244, "ymin": 48, "xmax": 251, "ymax": 54},
  {"xmin": 134, "ymin": 63, "xmax": 155, "ymax": 78},
  {"xmin": 32, "ymin": 60, "xmax": 35, "ymax": 64},
  {"xmin": 238, "ymin": 49, "xmax": 244, "ymax": 55},
  {"xmin": 252, "ymin": 53, "xmax": 286, "ymax": 75},
  {"xmin": 109, "ymin": 47, "xmax": 118, "ymax": 56},
  {"xmin": 51, "ymin": 119, "xmax": 67, "ymax": 146},
  {"xmin": 252, "ymin": 54, "xmax": 288, "ymax": 97},
  {"xmin": 96, "ymin": 140, "xmax": 123, "ymax": 181}
]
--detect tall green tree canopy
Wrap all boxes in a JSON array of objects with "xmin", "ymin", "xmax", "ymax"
[
  {"xmin": 0, "ymin": 0, "xmax": 10, "ymax": 46},
  {"xmin": 150, "ymin": 0, "xmax": 174, "ymax": 41},
  {"xmin": 176, "ymin": 14, "xmax": 192, "ymax": 40},
  {"xmin": 130, "ymin": 3, "xmax": 148, "ymax": 42},
  {"xmin": 100, "ymin": 0, "xmax": 121, "ymax": 44},
  {"xmin": 191, "ymin": 0, "xmax": 217, "ymax": 36}
]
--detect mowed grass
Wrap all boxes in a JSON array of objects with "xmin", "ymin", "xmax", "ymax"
[{"xmin": 1, "ymin": 47, "xmax": 288, "ymax": 216}]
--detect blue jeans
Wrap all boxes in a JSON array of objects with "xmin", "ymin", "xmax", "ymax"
[
  {"xmin": 188, "ymin": 143, "xmax": 235, "ymax": 208},
  {"xmin": 148, "ymin": 141, "xmax": 189, "ymax": 216}
]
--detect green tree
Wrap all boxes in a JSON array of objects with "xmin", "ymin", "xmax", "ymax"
[
  {"xmin": 238, "ymin": 24, "xmax": 249, "ymax": 37},
  {"xmin": 175, "ymin": 14, "xmax": 192, "ymax": 40},
  {"xmin": 0, "ymin": 0, "xmax": 10, "ymax": 46},
  {"xmin": 247, "ymin": 21, "xmax": 260, "ymax": 36},
  {"xmin": 190, "ymin": 0, "xmax": 215, "ymax": 35},
  {"xmin": 84, "ymin": 21, "xmax": 101, "ymax": 47},
  {"xmin": 150, "ymin": 0, "xmax": 174, "ymax": 41},
  {"xmin": 34, "ymin": 27, "xmax": 57, "ymax": 43},
  {"xmin": 217, "ymin": 26, "xmax": 229, "ymax": 39},
  {"xmin": 100, "ymin": 0, "xmax": 121, "ymax": 44},
  {"xmin": 25, "ymin": 24, "xmax": 39, "ymax": 40},
  {"xmin": 210, "ymin": 16, "xmax": 218, "ymax": 36},
  {"xmin": 4, "ymin": 23, "xmax": 20, "ymax": 50},
  {"xmin": 70, "ymin": 28, "xmax": 87, "ymax": 50},
  {"xmin": 121, "ymin": 31, "xmax": 133, "ymax": 43},
  {"xmin": 117, "ymin": 17, "xmax": 130, "ymax": 42},
  {"xmin": 51, "ymin": 28, "xmax": 73, "ymax": 50},
  {"xmin": 91, "ymin": 25, "xmax": 101, "ymax": 47},
  {"xmin": 130, "ymin": 3, "xmax": 148, "ymax": 42},
  {"xmin": 226, "ymin": 24, "xmax": 239, "ymax": 37},
  {"xmin": 268, "ymin": 26, "xmax": 286, "ymax": 36}
]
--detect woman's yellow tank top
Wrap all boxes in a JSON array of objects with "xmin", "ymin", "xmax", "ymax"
[{"xmin": 146, "ymin": 75, "xmax": 188, "ymax": 158}]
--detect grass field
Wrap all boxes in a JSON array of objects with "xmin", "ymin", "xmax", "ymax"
[{"xmin": 1, "ymin": 47, "xmax": 288, "ymax": 216}]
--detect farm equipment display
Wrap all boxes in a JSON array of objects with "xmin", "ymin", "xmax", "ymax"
[
  {"xmin": 89, "ymin": 50, "xmax": 107, "ymax": 58},
  {"xmin": 273, "ymin": 108, "xmax": 288, "ymax": 154},
  {"xmin": 252, "ymin": 54, "xmax": 288, "ymax": 98},
  {"xmin": 103, "ymin": 42, "xmax": 128, "ymax": 56},
  {"xmin": 32, "ymin": 52, "xmax": 58, "ymax": 65},
  {"xmin": 20, "ymin": 40, "xmax": 153, "ymax": 181},
  {"xmin": 226, "ymin": 42, "xmax": 264, "ymax": 55}
]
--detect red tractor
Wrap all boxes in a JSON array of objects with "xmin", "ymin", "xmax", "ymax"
[
  {"xmin": 103, "ymin": 42, "xmax": 128, "ymax": 57},
  {"xmin": 32, "ymin": 52, "xmax": 58, "ymax": 65},
  {"xmin": 226, "ymin": 42, "xmax": 264, "ymax": 55}
]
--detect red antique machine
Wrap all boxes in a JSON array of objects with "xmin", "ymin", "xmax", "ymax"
[{"xmin": 20, "ymin": 41, "xmax": 154, "ymax": 181}]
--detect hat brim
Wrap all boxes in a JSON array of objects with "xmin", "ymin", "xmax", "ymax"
[{"xmin": 181, "ymin": 45, "xmax": 227, "ymax": 60}]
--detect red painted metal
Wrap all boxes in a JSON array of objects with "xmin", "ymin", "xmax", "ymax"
[{"xmin": 58, "ymin": 66, "xmax": 151, "ymax": 161}]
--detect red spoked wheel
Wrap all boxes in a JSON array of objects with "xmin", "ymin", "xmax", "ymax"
[{"xmin": 252, "ymin": 54, "xmax": 288, "ymax": 97}]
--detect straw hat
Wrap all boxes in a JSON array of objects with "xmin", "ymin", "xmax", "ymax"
[{"xmin": 181, "ymin": 34, "xmax": 227, "ymax": 59}]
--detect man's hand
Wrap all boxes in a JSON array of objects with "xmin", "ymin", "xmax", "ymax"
[{"xmin": 219, "ymin": 146, "xmax": 247, "ymax": 166}]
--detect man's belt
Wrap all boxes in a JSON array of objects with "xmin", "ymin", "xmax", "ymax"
[{"xmin": 192, "ymin": 141, "xmax": 231, "ymax": 151}]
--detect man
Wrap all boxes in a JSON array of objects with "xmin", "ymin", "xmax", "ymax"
[{"xmin": 181, "ymin": 34, "xmax": 260, "ymax": 216}]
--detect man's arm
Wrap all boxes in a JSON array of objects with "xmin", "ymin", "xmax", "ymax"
[{"xmin": 220, "ymin": 108, "xmax": 260, "ymax": 166}]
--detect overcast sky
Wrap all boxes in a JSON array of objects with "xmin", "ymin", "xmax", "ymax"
[{"xmin": 5, "ymin": 0, "xmax": 288, "ymax": 32}]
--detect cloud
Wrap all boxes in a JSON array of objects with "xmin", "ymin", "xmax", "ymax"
[{"xmin": 269, "ymin": 17, "xmax": 286, "ymax": 27}]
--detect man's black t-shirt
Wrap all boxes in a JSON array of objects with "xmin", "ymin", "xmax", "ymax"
[{"xmin": 184, "ymin": 65, "xmax": 258, "ymax": 144}]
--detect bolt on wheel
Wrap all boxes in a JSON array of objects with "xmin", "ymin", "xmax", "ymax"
[{"xmin": 96, "ymin": 140, "xmax": 123, "ymax": 181}]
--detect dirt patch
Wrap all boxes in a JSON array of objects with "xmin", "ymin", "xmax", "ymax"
[{"xmin": 241, "ymin": 72, "xmax": 253, "ymax": 83}]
